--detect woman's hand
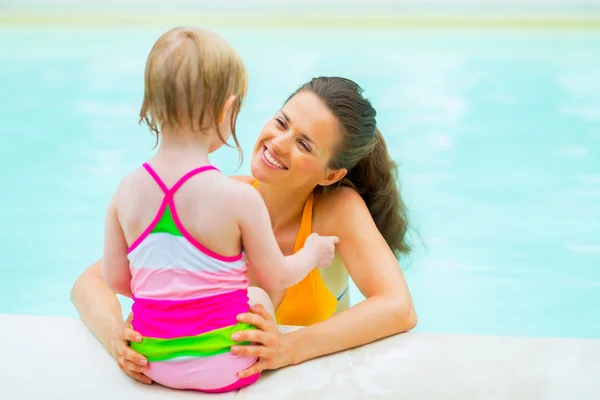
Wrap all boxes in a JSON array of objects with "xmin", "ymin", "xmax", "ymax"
[
  {"xmin": 109, "ymin": 313, "xmax": 152, "ymax": 384},
  {"xmin": 231, "ymin": 304, "xmax": 296, "ymax": 378}
]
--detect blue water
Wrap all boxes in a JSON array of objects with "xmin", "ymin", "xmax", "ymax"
[{"xmin": 0, "ymin": 26, "xmax": 598, "ymax": 338}]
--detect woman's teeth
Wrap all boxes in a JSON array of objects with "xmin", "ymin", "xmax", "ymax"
[{"xmin": 264, "ymin": 149, "xmax": 285, "ymax": 169}]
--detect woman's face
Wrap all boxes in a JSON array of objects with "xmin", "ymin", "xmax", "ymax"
[{"xmin": 250, "ymin": 91, "xmax": 346, "ymax": 189}]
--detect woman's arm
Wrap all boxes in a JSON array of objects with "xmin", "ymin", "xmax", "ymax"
[
  {"xmin": 71, "ymin": 260, "xmax": 126, "ymax": 353},
  {"xmin": 232, "ymin": 187, "xmax": 416, "ymax": 375},
  {"xmin": 290, "ymin": 187, "xmax": 417, "ymax": 362},
  {"xmin": 70, "ymin": 260, "xmax": 151, "ymax": 384}
]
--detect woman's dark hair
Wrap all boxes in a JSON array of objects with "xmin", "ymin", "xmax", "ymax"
[{"xmin": 288, "ymin": 77, "xmax": 410, "ymax": 257}]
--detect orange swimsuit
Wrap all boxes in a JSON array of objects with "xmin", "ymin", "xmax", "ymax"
[{"xmin": 252, "ymin": 181, "xmax": 338, "ymax": 326}]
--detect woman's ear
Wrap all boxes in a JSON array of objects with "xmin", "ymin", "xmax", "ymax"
[
  {"xmin": 318, "ymin": 168, "xmax": 347, "ymax": 187},
  {"xmin": 219, "ymin": 95, "xmax": 237, "ymax": 125}
]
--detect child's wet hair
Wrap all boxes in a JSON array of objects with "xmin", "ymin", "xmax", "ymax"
[{"xmin": 139, "ymin": 27, "xmax": 247, "ymax": 158}]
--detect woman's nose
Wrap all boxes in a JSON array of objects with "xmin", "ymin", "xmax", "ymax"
[{"xmin": 271, "ymin": 133, "xmax": 291, "ymax": 155}]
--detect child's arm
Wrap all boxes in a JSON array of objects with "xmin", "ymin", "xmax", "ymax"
[
  {"xmin": 101, "ymin": 193, "xmax": 132, "ymax": 298},
  {"xmin": 235, "ymin": 184, "xmax": 338, "ymax": 291}
]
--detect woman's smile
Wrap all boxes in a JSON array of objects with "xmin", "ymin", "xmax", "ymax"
[{"xmin": 260, "ymin": 145, "xmax": 288, "ymax": 170}]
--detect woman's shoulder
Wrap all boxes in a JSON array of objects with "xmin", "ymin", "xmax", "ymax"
[
  {"xmin": 315, "ymin": 186, "xmax": 366, "ymax": 213},
  {"xmin": 313, "ymin": 186, "xmax": 369, "ymax": 230}
]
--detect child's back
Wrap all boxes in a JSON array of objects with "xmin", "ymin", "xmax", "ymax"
[{"xmin": 118, "ymin": 161, "xmax": 246, "ymax": 264}]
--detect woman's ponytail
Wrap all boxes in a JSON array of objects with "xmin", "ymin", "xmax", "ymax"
[{"xmin": 339, "ymin": 129, "xmax": 410, "ymax": 256}]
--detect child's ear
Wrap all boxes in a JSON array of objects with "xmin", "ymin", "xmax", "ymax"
[{"xmin": 219, "ymin": 95, "xmax": 237, "ymax": 125}]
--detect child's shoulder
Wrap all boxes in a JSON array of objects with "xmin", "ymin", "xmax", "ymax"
[
  {"xmin": 119, "ymin": 166, "xmax": 147, "ymax": 187},
  {"xmin": 218, "ymin": 175, "xmax": 257, "ymax": 197},
  {"xmin": 214, "ymin": 176, "xmax": 262, "ymax": 210},
  {"xmin": 210, "ymin": 175, "xmax": 255, "ymax": 197},
  {"xmin": 224, "ymin": 176, "xmax": 257, "ymax": 202},
  {"xmin": 230, "ymin": 175, "xmax": 254, "ymax": 184},
  {"xmin": 111, "ymin": 166, "xmax": 151, "ymax": 199}
]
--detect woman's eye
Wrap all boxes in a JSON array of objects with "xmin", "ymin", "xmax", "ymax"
[
  {"xmin": 275, "ymin": 118, "xmax": 285, "ymax": 128},
  {"xmin": 299, "ymin": 141, "xmax": 311, "ymax": 152}
]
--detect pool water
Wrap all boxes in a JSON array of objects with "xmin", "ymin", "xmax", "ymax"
[{"xmin": 1, "ymin": 26, "xmax": 598, "ymax": 338}]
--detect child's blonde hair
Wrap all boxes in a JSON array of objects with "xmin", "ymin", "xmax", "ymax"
[{"xmin": 139, "ymin": 27, "xmax": 247, "ymax": 155}]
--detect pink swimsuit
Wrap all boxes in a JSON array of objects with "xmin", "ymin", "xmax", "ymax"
[{"xmin": 127, "ymin": 163, "xmax": 259, "ymax": 393}]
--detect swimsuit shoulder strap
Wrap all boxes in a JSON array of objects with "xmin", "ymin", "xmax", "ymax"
[
  {"xmin": 251, "ymin": 179, "xmax": 314, "ymax": 252},
  {"xmin": 143, "ymin": 162, "xmax": 219, "ymax": 198},
  {"xmin": 293, "ymin": 191, "xmax": 314, "ymax": 252}
]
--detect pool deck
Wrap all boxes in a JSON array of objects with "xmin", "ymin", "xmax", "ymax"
[
  {"xmin": 1, "ymin": 314, "xmax": 599, "ymax": 399},
  {"xmin": 2, "ymin": 0, "xmax": 600, "ymax": 28}
]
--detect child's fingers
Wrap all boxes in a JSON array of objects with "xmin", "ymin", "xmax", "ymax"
[{"xmin": 326, "ymin": 236, "xmax": 340, "ymax": 244}]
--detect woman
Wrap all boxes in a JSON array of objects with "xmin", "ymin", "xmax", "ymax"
[{"xmin": 70, "ymin": 76, "xmax": 417, "ymax": 384}]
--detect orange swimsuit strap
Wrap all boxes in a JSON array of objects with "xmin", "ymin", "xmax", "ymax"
[{"xmin": 251, "ymin": 180, "xmax": 337, "ymax": 326}]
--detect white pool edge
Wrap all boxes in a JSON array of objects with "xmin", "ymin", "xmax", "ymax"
[{"xmin": 2, "ymin": 313, "xmax": 599, "ymax": 399}]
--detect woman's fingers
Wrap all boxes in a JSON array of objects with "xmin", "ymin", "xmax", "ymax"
[
  {"xmin": 109, "ymin": 317, "xmax": 152, "ymax": 385},
  {"xmin": 231, "ymin": 345, "xmax": 275, "ymax": 359},
  {"xmin": 232, "ymin": 329, "xmax": 276, "ymax": 347},
  {"xmin": 122, "ymin": 347, "xmax": 148, "ymax": 368},
  {"xmin": 237, "ymin": 360, "xmax": 268, "ymax": 378},
  {"xmin": 249, "ymin": 304, "xmax": 272, "ymax": 320},
  {"xmin": 116, "ymin": 347, "xmax": 151, "ymax": 383},
  {"xmin": 127, "ymin": 370, "xmax": 153, "ymax": 385},
  {"xmin": 122, "ymin": 359, "xmax": 147, "ymax": 374},
  {"xmin": 116, "ymin": 352, "xmax": 151, "ymax": 383},
  {"xmin": 236, "ymin": 304, "xmax": 277, "ymax": 332},
  {"xmin": 125, "ymin": 312, "xmax": 134, "ymax": 325},
  {"xmin": 121, "ymin": 326, "xmax": 142, "ymax": 343},
  {"xmin": 236, "ymin": 312, "xmax": 269, "ymax": 331}
]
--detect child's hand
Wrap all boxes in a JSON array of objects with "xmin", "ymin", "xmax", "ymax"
[{"xmin": 303, "ymin": 233, "xmax": 339, "ymax": 268}]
